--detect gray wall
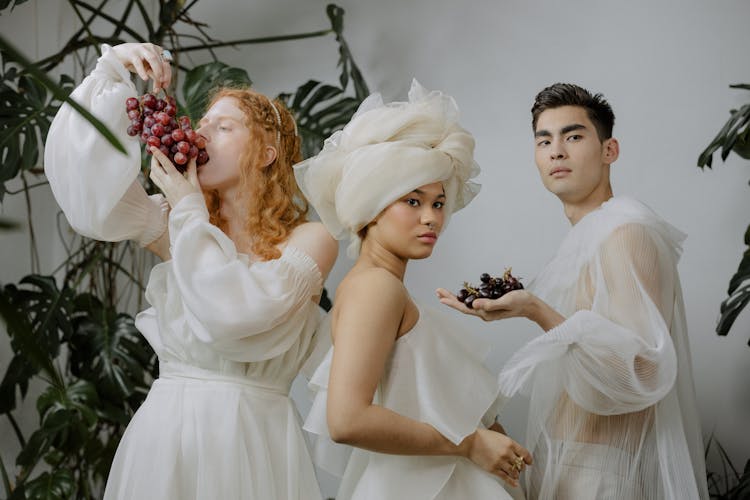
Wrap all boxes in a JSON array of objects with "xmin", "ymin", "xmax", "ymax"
[{"xmin": 2, "ymin": 1, "xmax": 749, "ymax": 497}]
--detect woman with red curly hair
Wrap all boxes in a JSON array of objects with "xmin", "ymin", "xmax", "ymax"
[{"xmin": 44, "ymin": 42, "xmax": 337, "ymax": 500}]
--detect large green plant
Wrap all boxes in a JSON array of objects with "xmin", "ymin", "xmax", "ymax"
[
  {"xmin": 0, "ymin": 2, "xmax": 366, "ymax": 498},
  {"xmin": 697, "ymin": 83, "xmax": 750, "ymax": 345}
]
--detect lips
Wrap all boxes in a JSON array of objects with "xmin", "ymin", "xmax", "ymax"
[
  {"xmin": 418, "ymin": 232, "xmax": 438, "ymax": 244},
  {"xmin": 549, "ymin": 167, "xmax": 571, "ymax": 176}
]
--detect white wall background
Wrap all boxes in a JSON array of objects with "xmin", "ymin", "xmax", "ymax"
[{"xmin": 2, "ymin": 1, "xmax": 749, "ymax": 497}]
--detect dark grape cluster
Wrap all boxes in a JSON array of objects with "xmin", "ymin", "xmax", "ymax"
[
  {"xmin": 125, "ymin": 93, "xmax": 208, "ymax": 172},
  {"xmin": 456, "ymin": 268, "xmax": 524, "ymax": 309}
]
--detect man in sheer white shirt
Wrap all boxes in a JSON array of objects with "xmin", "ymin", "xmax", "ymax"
[{"xmin": 438, "ymin": 83, "xmax": 708, "ymax": 499}]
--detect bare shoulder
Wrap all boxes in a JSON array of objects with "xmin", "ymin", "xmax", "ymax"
[
  {"xmin": 332, "ymin": 268, "xmax": 408, "ymax": 344},
  {"xmin": 336, "ymin": 268, "xmax": 408, "ymax": 319},
  {"xmin": 287, "ymin": 221, "xmax": 338, "ymax": 278}
]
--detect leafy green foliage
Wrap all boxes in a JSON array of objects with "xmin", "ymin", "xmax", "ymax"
[
  {"xmin": 716, "ymin": 224, "xmax": 750, "ymax": 345},
  {"xmin": 181, "ymin": 62, "xmax": 252, "ymax": 121},
  {"xmin": 1, "ymin": 276, "xmax": 157, "ymax": 498},
  {"xmin": 279, "ymin": 5, "xmax": 369, "ymax": 159},
  {"xmin": 698, "ymin": 85, "xmax": 750, "ymax": 168},
  {"xmin": 280, "ymin": 80, "xmax": 362, "ymax": 159},
  {"xmin": 0, "ymin": 63, "xmax": 73, "ymax": 192},
  {"xmin": 698, "ymin": 83, "xmax": 750, "ymax": 344}
]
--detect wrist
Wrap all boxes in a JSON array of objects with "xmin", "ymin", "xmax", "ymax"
[
  {"xmin": 526, "ymin": 295, "xmax": 564, "ymax": 332},
  {"xmin": 457, "ymin": 430, "xmax": 478, "ymax": 458},
  {"xmin": 522, "ymin": 292, "xmax": 541, "ymax": 322}
]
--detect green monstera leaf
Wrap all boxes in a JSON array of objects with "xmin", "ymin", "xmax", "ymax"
[
  {"xmin": 69, "ymin": 293, "xmax": 156, "ymax": 413},
  {"xmin": 716, "ymin": 224, "xmax": 750, "ymax": 344},
  {"xmin": 698, "ymin": 85, "xmax": 750, "ymax": 168},
  {"xmin": 278, "ymin": 4, "xmax": 369, "ymax": 159},
  {"xmin": 0, "ymin": 275, "xmax": 72, "ymax": 414},
  {"xmin": 0, "ymin": 70, "xmax": 73, "ymax": 188},
  {"xmin": 19, "ymin": 469, "xmax": 75, "ymax": 500},
  {"xmin": 279, "ymin": 80, "xmax": 362, "ymax": 158},
  {"xmin": 181, "ymin": 62, "xmax": 252, "ymax": 121}
]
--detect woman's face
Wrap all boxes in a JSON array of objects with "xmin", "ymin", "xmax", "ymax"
[
  {"xmin": 195, "ymin": 97, "xmax": 252, "ymax": 192},
  {"xmin": 368, "ymin": 181, "xmax": 446, "ymax": 260}
]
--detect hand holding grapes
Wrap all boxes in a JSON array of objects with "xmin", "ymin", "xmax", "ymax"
[
  {"xmin": 436, "ymin": 286, "xmax": 534, "ymax": 322},
  {"xmin": 112, "ymin": 42, "xmax": 172, "ymax": 92},
  {"xmin": 436, "ymin": 272, "xmax": 566, "ymax": 332},
  {"xmin": 148, "ymin": 146, "xmax": 201, "ymax": 208}
]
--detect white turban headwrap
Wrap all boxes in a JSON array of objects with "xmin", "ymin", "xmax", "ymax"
[{"xmin": 294, "ymin": 79, "xmax": 481, "ymax": 257}]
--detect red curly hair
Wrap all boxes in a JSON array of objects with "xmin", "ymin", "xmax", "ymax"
[{"xmin": 203, "ymin": 88, "xmax": 308, "ymax": 261}]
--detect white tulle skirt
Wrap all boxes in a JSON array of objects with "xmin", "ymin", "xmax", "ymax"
[{"xmin": 103, "ymin": 364, "xmax": 322, "ymax": 500}]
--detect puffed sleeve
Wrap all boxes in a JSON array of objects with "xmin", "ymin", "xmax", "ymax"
[
  {"xmin": 169, "ymin": 192, "xmax": 323, "ymax": 360},
  {"xmin": 44, "ymin": 44, "xmax": 167, "ymax": 245},
  {"xmin": 499, "ymin": 223, "xmax": 679, "ymax": 415}
]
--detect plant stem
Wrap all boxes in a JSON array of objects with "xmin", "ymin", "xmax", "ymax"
[
  {"xmin": 177, "ymin": 29, "xmax": 333, "ymax": 52},
  {"xmin": 21, "ymin": 174, "xmax": 40, "ymax": 274},
  {"xmin": 6, "ymin": 412, "xmax": 26, "ymax": 448},
  {"xmin": 4, "ymin": 181, "xmax": 49, "ymax": 195}
]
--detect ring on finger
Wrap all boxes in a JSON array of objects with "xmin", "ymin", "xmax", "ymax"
[
  {"xmin": 161, "ymin": 49, "xmax": 173, "ymax": 63},
  {"xmin": 511, "ymin": 456, "xmax": 524, "ymax": 472}
]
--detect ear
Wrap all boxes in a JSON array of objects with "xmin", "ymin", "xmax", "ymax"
[
  {"xmin": 261, "ymin": 145, "xmax": 278, "ymax": 168},
  {"xmin": 602, "ymin": 137, "xmax": 619, "ymax": 165}
]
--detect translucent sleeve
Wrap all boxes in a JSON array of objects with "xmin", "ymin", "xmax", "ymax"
[
  {"xmin": 43, "ymin": 44, "xmax": 167, "ymax": 245},
  {"xmin": 499, "ymin": 223, "xmax": 679, "ymax": 415},
  {"xmin": 169, "ymin": 193, "xmax": 323, "ymax": 360}
]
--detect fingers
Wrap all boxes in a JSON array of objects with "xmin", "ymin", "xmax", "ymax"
[
  {"xmin": 494, "ymin": 467, "xmax": 519, "ymax": 488},
  {"xmin": 123, "ymin": 43, "xmax": 172, "ymax": 92},
  {"xmin": 149, "ymin": 155, "xmax": 165, "ymax": 190},
  {"xmin": 150, "ymin": 146, "xmax": 178, "ymax": 175},
  {"xmin": 130, "ymin": 55, "xmax": 150, "ymax": 83},
  {"xmin": 186, "ymin": 157, "xmax": 199, "ymax": 188},
  {"xmin": 436, "ymin": 288, "xmax": 480, "ymax": 316},
  {"xmin": 472, "ymin": 296, "xmax": 508, "ymax": 311},
  {"xmin": 143, "ymin": 47, "xmax": 165, "ymax": 92},
  {"xmin": 512, "ymin": 442, "xmax": 533, "ymax": 465},
  {"xmin": 491, "ymin": 455, "xmax": 521, "ymax": 486}
]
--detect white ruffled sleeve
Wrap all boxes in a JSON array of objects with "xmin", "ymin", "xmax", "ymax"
[
  {"xmin": 44, "ymin": 44, "xmax": 167, "ymax": 245},
  {"xmin": 499, "ymin": 223, "xmax": 679, "ymax": 415},
  {"xmin": 169, "ymin": 193, "xmax": 323, "ymax": 361}
]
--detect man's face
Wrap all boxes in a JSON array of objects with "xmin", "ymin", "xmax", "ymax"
[{"xmin": 533, "ymin": 105, "xmax": 617, "ymax": 205}]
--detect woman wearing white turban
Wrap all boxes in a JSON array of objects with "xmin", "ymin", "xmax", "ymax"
[{"xmin": 297, "ymin": 81, "xmax": 530, "ymax": 499}]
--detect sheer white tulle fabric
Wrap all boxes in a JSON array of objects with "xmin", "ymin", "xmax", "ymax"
[
  {"xmin": 44, "ymin": 46, "xmax": 326, "ymax": 500},
  {"xmin": 498, "ymin": 197, "xmax": 708, "ymax": 500},
  {"xmin": 304, "ymin": 304, "xmax": 523, "ymax": 500},
  {"xmin": 294, "ymin": 79, "xmax": 480, "ymax": 257}
]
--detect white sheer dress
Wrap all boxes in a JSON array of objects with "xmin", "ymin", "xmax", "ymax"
[
  {"xmin": 44, "ymin": 45, "xmax": 325, "ymax": 500},
  {"xmin": 304, "ymin": 304, "xmax": 525, "ymax": 500},
  {"xmin": 497, "ymin": 197, "xmax": 708, "ymax": 500}
]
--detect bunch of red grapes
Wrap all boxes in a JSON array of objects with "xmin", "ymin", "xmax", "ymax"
[
  {"xmin": 457, "ymin": 268, "xmax": 524, "ymax": 309},
  {"xmin": 125, "ymin": 93, "xmax": 208, "ymax": 172}
]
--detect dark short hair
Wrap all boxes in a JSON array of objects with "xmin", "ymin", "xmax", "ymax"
[{"xmin": 531, "ymin": 83, "xmax": 615, "ymax": 141}]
